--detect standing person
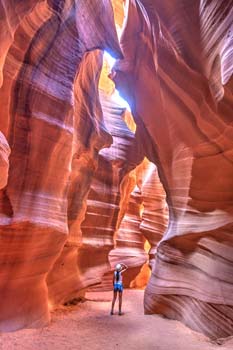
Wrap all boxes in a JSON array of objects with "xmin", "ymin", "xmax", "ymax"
[{"xmin": 110, "ymin": 263, "xmax": 128, "ymax": 315}]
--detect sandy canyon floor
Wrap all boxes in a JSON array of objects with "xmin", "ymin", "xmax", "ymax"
[{"xmin": 1, "ymin": 290, "xmax": 233, "ymax": 350}]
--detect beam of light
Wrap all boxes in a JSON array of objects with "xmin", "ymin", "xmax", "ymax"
[
  {"xmin": 111, "ymin": 89, "xmax": 131, "ymax": 112},
  {"xmin": 104, "ymin": 51, "xmax": 131, "ymax": 112},
  {"xmin": 104, "ymin": 51, "xmax": 116, "ymax": 70}
]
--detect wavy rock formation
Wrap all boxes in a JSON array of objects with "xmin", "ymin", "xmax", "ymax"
[
  {"xmin": 0, "ymin": 0, "xmax": 122, "ymax": 331},
  {"xmin": 97, "ymin": 156, "xmax": 168, "ymax": 291},
  {"xmin": 140, "ymin": 160, "xmax": 168, "ymax": 268},
  {"xmin": 0, "ymin": 132, "xmax": 10, "ymax": 189},
  {"xmin": 46, "ymin": 50, "xmax": 114, "ymax": 305},
  {"xmin": 0, "ymin": 0, "xmax": 42, "ymax": 88},
  {"xmin": 82, "ymin": 93, "xmax": 144, "ymax": 291},
  {"xmin": 109, "ymin": 157, "xmax": 168, "ymax": 283},
  {"xmin": 113, "ymin": 0, "xmax": 233, "ymax": 339},
  {"xmin": 1, "ymin": 0, "xmax": 232, "ymax": 338},
  {"xmin": 109, "ymin": 178, "xmax": 147, "ymax": 288}
]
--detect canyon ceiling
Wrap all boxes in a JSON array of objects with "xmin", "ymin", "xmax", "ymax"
[{"xmin": 0, "ymin": 0, "xmax": 233, "ymax": 340}]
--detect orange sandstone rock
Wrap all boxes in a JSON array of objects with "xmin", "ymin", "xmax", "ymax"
[
  {"xmin": 0, "ymin": 0, "xmax": 121, "ymax": 331},
  {"xmin": 81, "ymin": 94, "xmax": 144, "ymax": 291},
  {"xmin": 0, "ymin": 132, "xmax": 10, "ymax": 189},
  {"xmin": 113, "ymin": 0, "xmax": 233, "ymax": 339}
]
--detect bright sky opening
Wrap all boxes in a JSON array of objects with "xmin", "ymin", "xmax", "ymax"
[{"xmin": 104, "ymin": 51, "xmax": 131, "ymax": 112}]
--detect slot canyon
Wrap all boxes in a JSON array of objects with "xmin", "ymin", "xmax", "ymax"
[{"xmin": 0, "ymin": 0, "xmax": 233, "ymax": 349}]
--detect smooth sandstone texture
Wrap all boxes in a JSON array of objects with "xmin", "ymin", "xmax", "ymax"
[
  {"xmin": 113, "ymin": 0, "xmax": 233, "ymax": 339},
  {"xmin": 1, "ymin": 0, "xmax": 232, "ymax": 340},
  {"xmin": 109, "ymin": 181, "xmax": 147, "ymax": 287},
  {"xmin": 109, "ymin": 158, "xmax": 168, "ymax": 284},
  {"xmin": 97, "ymin": 157, "xmax": 168, "ymax": 291},
  {"xmin": 0, "ymin": 0, "xmax": 122, "ymax": 331},
  {"xmin": 0, "ymin": 0, "xmax": 153, "ymax": 331},
  {"xmin": 0, "ymin": 131, "xmax": 10, "ymax": 189},
  {"xmin": 46, "ymin": 50, "xmax": 113, "ymax": 305},
  {"xmin": 82, "ymin": 93, "xmax": 144, "ymax": 292},
  {"xmin": 140, "ymin": 161, "xmax": 168, "ymax": 268},
  {"xmin": 0, "ymin": 0, "xmax": 42, "ymax": 88}
]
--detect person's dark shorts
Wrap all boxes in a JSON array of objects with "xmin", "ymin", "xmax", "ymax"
[{"xmin": 114, "ymin": 282, "xmax": 123, "ymax": 292}]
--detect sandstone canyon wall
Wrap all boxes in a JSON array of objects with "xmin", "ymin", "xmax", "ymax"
[
  {"xmin": 46, "ymin": 50, "xmax": 114, "ymax": 305},
  {"xmin": 82, "ymin": 91, "xmax": 167, "ymax": 293},
  {"xmin": 76, "ymin": 93, "xmax": 144, "ymax": 292},
  {"xmin": 0, "ymin": 0, "xmax": 155, "ymax": 331},
  {"xmin": 94, "ymin": 154, "xmax": 168, "ymax": 291},
  {"xmin": 0, "ymin": 131, "xmax": 10, "ymax": 189},
  {"xmin": 140, "ymin": 161, "xmax": 168, "ymax": 269},
  {"xmin": 0, "ymin": 0, "xmax": 232, "ymax": 340},
  {"xmin": 0, "ymin": 0, "xmax": 123, "ymax": 331},
  {"xmin": 113, "ymin": 0, "xmax": 233, "ymax": 339}
]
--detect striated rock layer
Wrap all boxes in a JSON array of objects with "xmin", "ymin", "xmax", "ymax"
[
  {"xmin": 140, "ymin": 160, "xmax": 168, "ymax": 269},
  {"xmin": 0, "ymin": 131, "xmax": 10, "ymax": 189},
  {"xmin": 46, "ymin": 50, "xmax": 113, "ymax": 305},
  {"xmin": 108, "ymin": 172, "xmax": 147, "ymax": 288},
  {"xmin": 1, "ymin": 0, "xmax": 232, "ymax": 338},
  {"xmin": 0, "ymin": 0, "xmax": 153, "ymax": 330},
  {"xmin": 0, "ymin": 0, "xmax": 122, "ymax": 331},
  {"xmin": 97, "ymin": 156, "xmax": 168, "ymax": 291},
  {"xmin": 83, "ymin": 93, "xmax": 144, "ymax": 292},
  {"xmin": 113, "ymin": 0, "xmax": 233, "ymax": 339}
]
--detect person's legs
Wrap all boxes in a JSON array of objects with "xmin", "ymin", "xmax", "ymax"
[
  {"xmin": 111, "ymin": 290, "xmax": 117, "ymax": 314},
  {"xmin": 118, "ymin": 290, "xmax": 122, "ymax": 315}
]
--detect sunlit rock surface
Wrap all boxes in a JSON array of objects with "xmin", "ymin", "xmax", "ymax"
[
  {"xmin": 82, "ymin": 93, "xmax": 144, "ymax": 291},
  {"xmin": 96, "ymin": 157, "xmax": 168, "ymax": 291},
  {"xmin": 0, "ymin": 0, "xmax": 41, "ymax": 88},
  {"xmin": 113, "ymin": 0, "xmax": 233, "ymax": 339},
  {"xmin": 0, "ymin": 0, "xmax": 232, "ymax": 339},
  {"xmin": 46, "ymin": 50, "xmax": 114, "ymax": 305},
  {"xmin": 140, "ymin": 160, "xmax": 168, "ymax": 268},
  {"xmin": 0, "ymin": 0, "xmax": 149, "ymax": 330},
  {"xmin": 109, "ymin": 177, "xmax": 147, "ymax": 287},
  {"xmin": 109, "ymin": 158, "xmax": 168, "ymax": 284},
  {"xmin": 0, "ymin": 0, "xmax": 122, "ymax": 331},
  {"xmin": 0, "ymin": 132, "xmax": 10, "ymax": 189}
]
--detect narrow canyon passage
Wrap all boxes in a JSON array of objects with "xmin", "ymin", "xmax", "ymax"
[
  {"xmin": 1, "ymin": 290, "xmax": 233, "ymax": 350},
  {"xmin": 0, "ymin": 0, "xmax": 233, "ymax": 342}
]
